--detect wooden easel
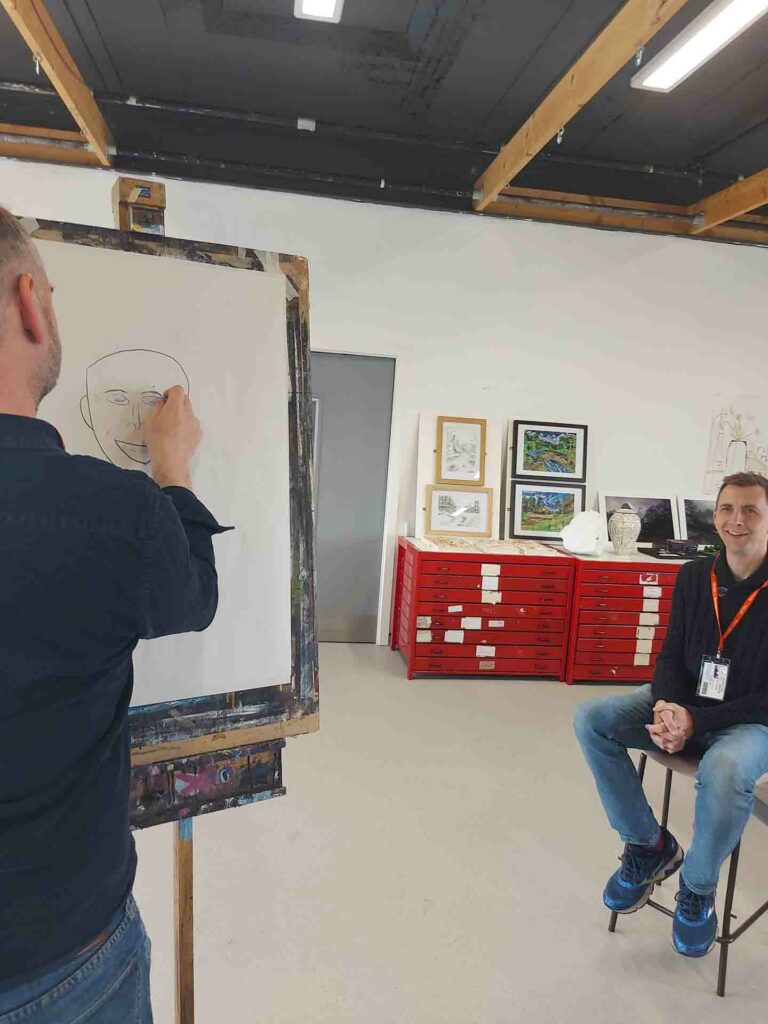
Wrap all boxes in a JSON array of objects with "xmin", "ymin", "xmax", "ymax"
[{"xmin": 113, "ymin": 177, "xmax": 195, "ymax": 1024}]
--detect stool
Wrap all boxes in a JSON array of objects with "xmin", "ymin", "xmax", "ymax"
[{"xmin": 607, "ymin": 749, "xmax": 768, "ymax": 996}]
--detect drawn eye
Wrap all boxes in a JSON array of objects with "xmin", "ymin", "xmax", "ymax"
[
  {"xmin": 106, "ymin": 392, "xmax": 129, "ymax": 405},
  {"xmin": 142, "ymin": 394, "xmax": 163, "ymax": 407},
  {"xmin": 218, "ymin": 767, "xmax": 231, "ymax": 784}
]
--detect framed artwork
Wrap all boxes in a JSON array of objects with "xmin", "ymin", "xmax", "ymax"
[
  {"xmin": 511, "ymin": 420, "xmax": 587, "ymax": 483},
  {"xmin": 599, "ymin": 494, "xmax": 680, "ymax": 548},
  {"xmin": 509, "ymin": 483, "xmax": 585, "ymax": 540},
  {"xmin": 436, "ymin": 416, "xmax": 486, "ymax": 485},
  {"xmin": 425, "ymin": 485, "xmax": 493, "ymax": 538},
  {"xmin": 677, "ymin": 495, "xmax": 719, "ymax": 546}
]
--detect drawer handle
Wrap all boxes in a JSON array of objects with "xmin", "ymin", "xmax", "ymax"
[
  {"xmin": 596, "ymin": 617, "xmax": 609, "ymax": 623},
  {"xmin": 596, "ymin": 602, "xmax": 609, "ymax": 608},
  {"xmin": 594, "ymin": 643, "xmax": 606, "ymax": 649},
  {"xmin": 433, "ymin": 620, "xmax": 446, "ymax": 627},
  {"xmin": 431, "ymin": 647, "xmax": 445, "ymax": 653},
  {"xmin": 543, "ymin": 571, "xmax": 556, "ymax": 578},
  {"xmin": 533, "ymin": 663, "xmax": 549, "ymax": 671},
  {"xmin": 428, "ymin": 661, "xmax": 443, "ymax": 667},
  {"xmin": 435, "ymin": 593, "xmax": 447, "ymax": 599},
  {"xmin": 594, "ymin": 630, "xmax": 608, "ymax": 636},
  {"xmin": 541, "ymin": 583, "xmax": 555, "ymax": 590},
  {"xmin": 596, "ymin": 587, "xmax": 609, "ymax": 594},
  {"xmin": 539, "ymin": 611, "xmax": 553, "ymax": 617},
  {"xmin": 438, "ymin": 567, "xmax": 449, "ymax": 573}
]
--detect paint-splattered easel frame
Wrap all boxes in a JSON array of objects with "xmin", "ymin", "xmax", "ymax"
[{"xmin": 28, "ymin": 218, "xmax": 318, "ymax": 829}]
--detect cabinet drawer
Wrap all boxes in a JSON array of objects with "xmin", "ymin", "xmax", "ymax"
[
  {"xmin": 575, "ymin": 651, "xmax": 658, "ymax": 666},
  {"xmin": 580, "ymin": 569, "xmax": 679, "ymax": 586},
  {"xmin": 417, "ymin": 602, "xmax": 566, "ymax": 621},
  {"xmin": 580, "ymin": 583, "xmax": 674, "ymax": 599},
  {"xmin": 418, "ymin": 587, "xmax": 566, "ymax": 606},
  {"xmin": 420, "ymin": 558, "xmax": 571, "ymax": 580},
  {"xmin": 578, "ymin": 624, "xmax": 668, "ymax": 640},
  {"xmin": 578, "ymin": 597, "xmax": 672, "ymax": 613},
  {"xmin": 416, "ymin": 644, "xmax": 563, "ymax": 660},
  {"xmin": 413, "ymin": 657, "xmax": 562, "ymax": 675},
  {"xmin": 579, "ymin": 611, "xmax": 671, "ymax": 627},
  {"xmin": 577, "ymin": 638, "xmax": 664, "ymax": 654},
  {"xmin": 415, "ymin": 611, "xmax": 565, "ymax": 631},
  {"xmin": 420, "ymin": 574, "xmax": 569, "ymax": 594},
  {"xmin": 573, "ymin": 664, "xmax": 656, "ymax": 682},
  {"xmin": 417, "ymin": 629, "xmax": 564, "ymax": 646}
]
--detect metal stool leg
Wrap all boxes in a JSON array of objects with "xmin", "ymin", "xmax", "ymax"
[
  {"xmin": 717, "ymin": 841, "xmax": 741, "ymax": 997},
  {"xmin": 655, "ymin": 768, "xmax": 674, "ymax": 889},
  {"xmin": 608, "ymin": 753, "xmax": 649, "ymax": 934}
]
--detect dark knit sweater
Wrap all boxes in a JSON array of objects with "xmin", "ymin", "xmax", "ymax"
[{"xmin": 652, "ymin": 552, "xmax": 768, "ymax": 734}]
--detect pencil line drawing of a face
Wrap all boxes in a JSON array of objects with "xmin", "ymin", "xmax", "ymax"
[{"xmin": 80, "ymin": 349, "xmax": 190, "ymax": 470}]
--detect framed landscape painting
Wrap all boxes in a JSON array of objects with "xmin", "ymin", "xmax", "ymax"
[
  {"xmin": 511, "ymin": 420, "xmax": 587, "ymax": 483},
  {"xmin": 436, "ymin": 416, "xmax": 486, "ymax": 485},
  {"xmin": 599, "ymin": 494, "xmax": 680, "ymax": 549},
  {"xmin": 509, "ymin": 483, "xmax": 585, "ymax": 541},
  {"xmin": 677, "ymin": 495, "xmax": 719, "ymax": 546},
  {"xmin": 425, "ymin": 485, "xmax": 493, "ymax": 538}
]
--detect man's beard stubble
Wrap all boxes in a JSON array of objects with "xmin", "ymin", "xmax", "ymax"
[{"xmin": 34, "ymin": 307, "xmax": 62, "ymax": 407}]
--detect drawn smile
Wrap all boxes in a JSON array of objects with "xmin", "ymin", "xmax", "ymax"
[{"xmin": 115, "ymin": 440, "xmax": 150, "ymax": 464}]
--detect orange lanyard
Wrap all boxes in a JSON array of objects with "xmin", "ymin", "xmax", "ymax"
[{"xmin": 710, "ymin": 558, "xmax": 768, "ymax": 654}]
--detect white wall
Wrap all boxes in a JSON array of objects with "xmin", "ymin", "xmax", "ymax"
[{"xmin": 2, "ymin": 158, "xmax": 766, "ymax": 642}]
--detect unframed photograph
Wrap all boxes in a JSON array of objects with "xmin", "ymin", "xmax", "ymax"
[
  {"xmin": 677, "ymin": 495, "xmax": 719, "ymax": 546},
  {"xmin": 599, "ymin": 493, "xmax": 679, "ymax": 548}
]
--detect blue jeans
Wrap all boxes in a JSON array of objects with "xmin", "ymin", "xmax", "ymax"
[
  {"xmin": 574, "ymin": 685, "xmax": 768, "ymax": 895},
  {"xmin": 0, "ymin": 895, "xmax": 152, "ymax": 1023}
]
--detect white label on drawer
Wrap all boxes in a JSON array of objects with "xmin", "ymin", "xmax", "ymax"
[
  {"xmin": 643, "ymin": 599, "xmax": 660, "ymax": 612},
  {"xmin": 481, "ymin": 577, "xmax": 500, "ymax": 590},
  {"xmin": 481, "ymin": 591, "xmax": 503, "ymax": 604},
  {"xmin": 639, "ymin": 572, "xmax": 659, "ymax": 585},
  {"xmin": 448, "ymin": 605, "xmax": 463, "ymax": 613},
  {"xmin": 643, "ymin": 586, "xmax": 662, "ymax": 598},
  {"xmin": 635, "ymin": 638, "xmax": 652, "ymax": 654},
  {"xmin": 636, "ymin": 626, "xmax": 656, "ymax": 640},
  {"xmin": 479, "ymin": 660, "xmax": 496, "ymax": 670},
  {"xmin": 481, "ymin": 563, "xmax": 501, "ymax": 576},
  {"xmin": 417, "ymin": 616, "xmax": 431, "ymax": 628},
  {"xmin": 445, "ymin": 630, "xmax": 464, "ymax": 643},
  {"xmin": 476, "ymin": 645, "xmax": 496, "ymax": 657},
  {"xmin": 461, "ymin": 617, "xmax": 482, "ymax": 630},
  {"xmin": 488, "ymin": 620, "xmax": 505, "ymax": 628},
  {"xmin": 416, "ymin": 630, "xmax": 432, "ymax": 642},
  {"xmin": 639, "ymin": 613, "xmax": 660, "ymax": 626},
  {"xmin": 633, "ymin": 653, "xmax": 651, "ymax": 667}
]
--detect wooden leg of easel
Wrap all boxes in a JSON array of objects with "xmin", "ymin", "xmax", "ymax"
[{"xmin": 174, "ymin": 819, "xmax": 195, "ymax": 1024}]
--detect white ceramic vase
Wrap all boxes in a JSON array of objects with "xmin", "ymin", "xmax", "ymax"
[{"xmin": 608, "ymin": 504, "xmax": 642, "ymax": 555}]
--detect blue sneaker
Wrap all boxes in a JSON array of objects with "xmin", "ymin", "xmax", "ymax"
[
  {"xmin": 603, "ymin": 828, "xmax": 683, "ymax": 913},
  {"xmin": 672, "ymin": 881, "xmax": 717, "ymax": 957}
]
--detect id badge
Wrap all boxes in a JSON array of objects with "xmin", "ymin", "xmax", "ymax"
[{"xmin": 697, "ymin": 655, "xmax": 730, "ymax": 701}]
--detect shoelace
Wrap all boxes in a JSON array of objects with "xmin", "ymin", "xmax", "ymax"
[
  {"xmin": 618, "ymin": 845, "xmax": 662, "ymax": 885},
  {"xmin": 676, "ymin": 886, "xmax": 710, "ymax": 920}
]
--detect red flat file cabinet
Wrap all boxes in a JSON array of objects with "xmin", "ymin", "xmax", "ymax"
[
  {"xmin": 565, "ymin": 553, "xmax": 686, "ymax": 685},
  {"xmin": 390, "ymin": 537, "xmax": 575, "ymax": 680}
]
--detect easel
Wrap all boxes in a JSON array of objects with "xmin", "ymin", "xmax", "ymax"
[{"xmin": 112, "ymin": 176, "xmax": 195, "ymax": 1023}]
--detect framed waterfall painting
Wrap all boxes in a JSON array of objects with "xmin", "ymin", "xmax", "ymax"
[{"xmin": 511, "ymin": 420, "xmax": 587, "ymax": 483}]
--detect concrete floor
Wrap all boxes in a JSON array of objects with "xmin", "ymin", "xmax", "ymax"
[{"xmin": 134, "ymin": 643, "xmax": 768, "ymax": 1022}]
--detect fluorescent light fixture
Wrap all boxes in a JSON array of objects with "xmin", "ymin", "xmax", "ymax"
[
  {"xmin": 631, "ymin": 0, "xmax": 768, "ymax": 92},
  {"xmin": 294, "ymin": 0, "xmax": 344, "ymax": 22}
]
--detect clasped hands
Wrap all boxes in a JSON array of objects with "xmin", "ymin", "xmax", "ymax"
[{"xmin": 645, "ymin": 700, "xmax": 694, "ymax": 754}]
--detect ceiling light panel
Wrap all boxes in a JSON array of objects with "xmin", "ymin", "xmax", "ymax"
[{"xmin": 294, "ymin": 0, "xmax": 345, "ymax": 23}]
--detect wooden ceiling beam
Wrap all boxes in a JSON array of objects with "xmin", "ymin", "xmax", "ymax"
[
  {"xmin": 0, "ymin": 121, "xmax": 85, "ymax": 143},
  {"xmin": 0, "ymin": 0, "xmax": 112, "ymax": 165},
  {"xmin": 0, "ymin": 126, "xmax": 100, "ymax": 167},
  {"xmin": 474, "ymin": 0, "xmax": 692, "ymax": 211},
  {"xmin": 689, "ymin": 167, "xmax": 768, "ymax": 233}
]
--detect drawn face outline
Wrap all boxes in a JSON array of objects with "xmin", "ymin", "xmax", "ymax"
[{"xmin": 80, "ymin": 349, "xmax": 189, "ymax": 469}]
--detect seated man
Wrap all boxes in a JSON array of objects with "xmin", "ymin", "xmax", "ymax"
[{"xmin": 574, "ymin": 472, "xmax": 768, "ymax": 958}]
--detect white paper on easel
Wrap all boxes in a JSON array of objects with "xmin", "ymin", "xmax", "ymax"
[{"xmin": 37, "ymin": 242, "xmax": 292, "ymax": 707}]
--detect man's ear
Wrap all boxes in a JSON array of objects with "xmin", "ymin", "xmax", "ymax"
[
  {"xmin": 80, "ymin": 395, "xmax": 93, "ymax": 431},
  {"xmin": 17, "ymin": 273, "xmax": 47, "ymax": 346}
]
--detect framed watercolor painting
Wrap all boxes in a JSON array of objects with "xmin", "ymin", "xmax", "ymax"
[
  {"xmin": 599, "ymin": 493, "xmax": 680, "ymax": 549},
  {"xmin": 436, "ymin": 416, "xmax": 486, "ymax": 485},
  {"xmin": 511, "ymin": 420, "xmax": 587, "ymax": 483},
  {"xmin": 509, "ymin": 483, "xmax": 585, "ymax": 541},
  {"xmin": 677, "ymin": 495, "xmax": 719, "ymax": 546},
  {"xmin": 425, "ymin": 485, "xmax": 493, "ymax": 538}
]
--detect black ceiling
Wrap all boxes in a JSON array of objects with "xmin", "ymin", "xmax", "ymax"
[{"xmin": 0, "ymin": 0, "xmax": 766, "ymax": 213}]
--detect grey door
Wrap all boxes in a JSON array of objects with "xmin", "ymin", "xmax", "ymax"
[{"xmin": 311, "ymin": 352, "xmax": 395, "ymax": 642}]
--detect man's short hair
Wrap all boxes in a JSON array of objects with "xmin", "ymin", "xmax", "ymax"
[
  {"xmin": 717, "ymin": 472, "xmax": 768, "ymax": 506},
  {"xmin": 0, "ymin": 205, "xmax": 43, "ymax": 338}
]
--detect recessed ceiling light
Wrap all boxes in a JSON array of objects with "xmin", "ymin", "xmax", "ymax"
[
  {"xmin": 632, "ymin": 0, "xmax": 768, "ymax": 92},
  {"xmin": 294, "ymin": 0, "xmax": 345, "ymax": 23}
]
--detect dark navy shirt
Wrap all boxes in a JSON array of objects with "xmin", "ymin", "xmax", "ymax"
[{"xmin": 0, "ymin": 413, "xmax": 230, "ymax": 983}]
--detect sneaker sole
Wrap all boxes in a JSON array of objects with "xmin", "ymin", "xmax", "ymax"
[
  {"xmin": 606, "ymin": 845, "xmax": 684, "ymax": 915},
  {"xmin": 671, "ymin": 931, "xmax": 717, "ymax": 958}
]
